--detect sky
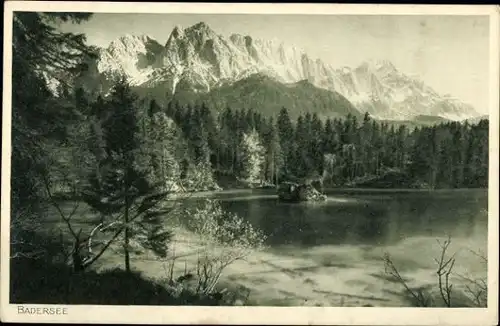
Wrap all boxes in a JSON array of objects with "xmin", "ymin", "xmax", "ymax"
[{"xmin": 61, "ymin": 14, "xmax": 491, "ymax": 114}]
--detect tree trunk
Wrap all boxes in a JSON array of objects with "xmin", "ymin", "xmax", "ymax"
[
  {"xmin": 124, "ymin": 190, "xmax": 131, "ymax": 273},
  {"xmin": 72, "ymin": 235, "xmax": 84, "ymax": 272},
  {"xmin": 275, "ymin": 160, "xmax": 279, "ymax": 185},
  {"xmin": 271, "ymin": 152, "xmax": 275, "ymax": 184}
]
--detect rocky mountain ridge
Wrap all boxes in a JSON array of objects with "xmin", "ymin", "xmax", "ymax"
[{"xmin": 82, "ymin": 22, "xmax": 481, "ymax": 121}]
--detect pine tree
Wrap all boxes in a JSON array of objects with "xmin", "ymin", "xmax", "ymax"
[
  {"xmin": 322, "ymin": 118, "xmax": 335, "ymax": 153},
  {"xmin": 310, "ymin": 113, "xmax": 324, "ymax": 174},
  {"xmin": 395, "ymin": 125, "xmax": 409, "ymax": 170},
  {"xmin": 466, "ymin": 119, "xmax": 489, "ymax": 187},
  {"xmin": 218, "ymin": 106, "xmax": 235, "ymax": 173},
  {"xmin": 370, "ymin": 120, "xmax": 382, "ymax": 176},
  {"xmin": 199, "ymin": 103, "xmax": 219, "ymax": 169},
  {"xmin": 360, "ymin": 112, "xmax": 373, "ymax": 176},
  {"xmin": 294, "ymin": 114, "xmax": 310, "ymax": 178},
  {"xmin": 277, "ymin": 107, "xmax": 294, "ymax": 178},
  {"xmin": 11, "ymin": 12, "xmax": 95, "ymax": 259},
  {"xmin": 82, "ymin": 78, "xmax": 171, "ymax": 273},
  {"xmin": 408, "ymin": 127, "xmax": 439, "ymax": 188},
  {"xmin": 261, "ymin": 117, "xmax": 284, "ymax": 185},
  {"xmin": 186, "ymin": 106, "xmax": 210, "ymax": 165},
  {"xmin": 147, "ymin": 110, "xmax": 182, "ymax": 191},
  {"xmin": 321, "ymin": 118, "xmax": 340, "ymax": 186}
]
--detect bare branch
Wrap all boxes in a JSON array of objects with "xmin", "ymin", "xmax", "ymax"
[
  {"xmin": 435, "ymin": 235, "xmax": 455, "ymax": 307},
  {"xmin": 383, "ymin": 253, "xmax": 430, "ymax": 307},
  {"xmin": 39, "ymin": 170, "xmax": 81, "ymax": 241}
]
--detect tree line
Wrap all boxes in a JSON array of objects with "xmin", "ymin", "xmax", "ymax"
[{"xmin": 139, "ymin": 100, "xmax": 489, "ymax": 190}]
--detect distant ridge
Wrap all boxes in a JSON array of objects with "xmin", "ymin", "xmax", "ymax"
[{"xmin": 77, "ymin": 21, "xmax": 481, "ymax": 121}]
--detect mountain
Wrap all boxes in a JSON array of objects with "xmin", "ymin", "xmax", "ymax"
[
  {"xmin": 182, "ymin": 74, "xmax": 359, "ymax": 118},
  {"xmin": 330, "ymin": 60, "xmax": 479, "ymax": 121},
  {"xmin": 201, "ymin": 74, "xmax": 358, "ymax": 119},
  {"xmin": 79, "ymin": 22, "xmax": 481, "ymax": 121}
]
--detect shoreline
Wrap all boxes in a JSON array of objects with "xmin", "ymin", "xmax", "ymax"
[
  {"xmin": 93, "ymin": 225, "xmax": 487, "ymax": 307},
  {"xmin": 167, "ymin": 186, "xmax": 488, "ymax": 199},
  {"xmin": 40, "ymin": 189, "xmax": 487, "ymax": 307}
]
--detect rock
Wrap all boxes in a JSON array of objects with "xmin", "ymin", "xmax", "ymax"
[{"xmin": 277, "ymin": 182, "xmax": 326, "ymax": 202}]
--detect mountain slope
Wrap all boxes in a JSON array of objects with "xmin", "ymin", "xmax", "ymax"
[
  {"xmin": 134, "ymin": 73, "xmax": 359, "ymax": 119},
  {"xmin": 79, "ymin": 22, "xmax": 481, "ymax": 121},
  {"xmin": 198, "ymin": 74, "xmax": 359, "ymax": 118},
  {"xmin": 331, "ymin": 60, "xmax": 479, "ymax": 120}
]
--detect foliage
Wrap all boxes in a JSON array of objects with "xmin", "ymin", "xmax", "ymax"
[
  {"xmin": 181, "ymin": 199, "xmax": 266, "ymax": 294},
  {"xmin": 11, "ymin": 12, "xmax": 94, "ymax": 260},
  {"xmin": 240, "ymin": 129, "xmax": 266, "ymax": 185},
  {"xmin": 183, "ymin": 162, "xmax": 220, "ymax": 191},
  {"xmin": 81, "ymin": 78, "xmax": 171, "ymax": 273},
  {"xmin": 261, "ymin": 116, "xmax": 284, "ymax": 185},
  {"xmin": 145, "ymin": 110, "xmax": 183, "ymax": 191},
  {"xmin": 167, "ymin": 103, "xmax": 488, "ymax": 189}
]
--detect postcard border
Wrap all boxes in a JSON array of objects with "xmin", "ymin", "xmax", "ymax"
[{"xmin": 2, "ymin": 2, "xmax": 499, "ymax": 325}]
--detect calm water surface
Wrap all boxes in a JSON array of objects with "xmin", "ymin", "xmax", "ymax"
[
  {"xmin": 177, "ymin": 189, "xmax": 487, "ymax": 306},
  {"xmin": 183, "ymin": 189, "xmax": 488, "ymax": 248}
]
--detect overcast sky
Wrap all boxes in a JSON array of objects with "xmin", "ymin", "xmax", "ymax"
[{"xmin": 61, "ymin": 13, "xmax": 491, "ymax": 114}]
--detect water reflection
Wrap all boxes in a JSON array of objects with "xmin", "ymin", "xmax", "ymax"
[{"xmin": 183, "ymin": 189, "xmax": 488, "ymax": 248}]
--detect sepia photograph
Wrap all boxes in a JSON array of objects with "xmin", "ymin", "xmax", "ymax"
[{"xmin": 1, "ymin": 2, "xmax": 499, "ymax": 325}]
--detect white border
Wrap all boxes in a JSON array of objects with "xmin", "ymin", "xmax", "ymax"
[{"xmin": 2, "ymin": 2, "xmax": 499, "ymax": 325}]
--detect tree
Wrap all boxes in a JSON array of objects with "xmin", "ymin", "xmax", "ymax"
[
  {"xmin": 199, "ymin": 103, "xmax": 219, "ymax": 169},
  {"xmin": 470, "ymin": 120, "xmax": 489, "ymax": 188},
  {"xmin": 240, "ymin": 129, "xmax": 266, "ymax": 185},
  {"xmin": 261, "ymin": 117, "xmax": 284, "ymax": 185},
  {"xmin": 293, "ymin": 114, "xmax": 312, "ymax": 178},
  {"xmin": 186, "ymin": 106, "xmax": 210, "ymax": 166},
  {"xmin": 11, "ymin": 12, "xmax": 95, "ymax": 260},
  {"xmin": 180, "ymin": 105, "xmax": 219, "ymax": 191},
  {"xmin": 147, "ymin": 110, "xmax": 182, "ymax": 191},
  {"xmin": 277, "ymin": 107, "xmax": 294, "ymax": 177},
  {"xmin": 310, "ymin": 113, "xmax": 324, "ymax": 174},
  {"xmin": 359, "ymin": 112, "xmax": 373, "ymax": 176},
  {"xmin": 322, "ymin": 118, "xmax": 336, "ymax": 153},
  {"xmin": 82, "ymin": 78, "xmax": 171, "ymax": 273},
  {"xmin": 395, "ymin": 124, "xmax": 409, "ymax": 169},
  {"xmin": 218, "ymin": 106, "xmax": 236, "ymax": 173}
]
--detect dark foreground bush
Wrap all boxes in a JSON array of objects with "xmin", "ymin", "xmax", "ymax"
[{"xmin": 10, "ymin": 258, "xmax": 232, "ymax": 305}]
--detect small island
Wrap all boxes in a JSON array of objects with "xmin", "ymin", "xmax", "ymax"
[{"xmin": 277, "ymin": 182, "xmax": 327, "ymax": 202}]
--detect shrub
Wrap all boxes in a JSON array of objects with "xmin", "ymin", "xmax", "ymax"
[{"xmin": 176, "ymin": 199, "xmax": 266, "ymax": 295}]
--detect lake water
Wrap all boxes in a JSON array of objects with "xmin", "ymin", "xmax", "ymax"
[
  {"xmin": 44, "ymin": 187, "xmax": 488, "ymax": 306},
  {"xmin": 185, "ymin": 188, "xmax": 488, "ymax": 248},
  {"xmin": 178, "ymin": 188, "xmax": 488, "ymax": 306}
]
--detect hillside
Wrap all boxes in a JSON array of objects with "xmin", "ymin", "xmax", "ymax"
[{"xmin": 200, "ymin": 74, "xmax": 359, "ymax": 118}]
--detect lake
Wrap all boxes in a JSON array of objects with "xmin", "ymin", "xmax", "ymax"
[
  {"xmin": 178, "ymin": 188, "xmax": 488, "ymax": 306},
  {"xmin": 185, "ymin": 188, "xmax": 487, "ymax": 248}
]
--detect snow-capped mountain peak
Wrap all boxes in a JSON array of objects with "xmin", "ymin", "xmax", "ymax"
[
  {"xmin": 89, "ymin": 22, "xmax": 480, "ymax": 121},
  {"xmin": 169, "ymin": 25, "xmax": 184, "ymax": 40}
]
